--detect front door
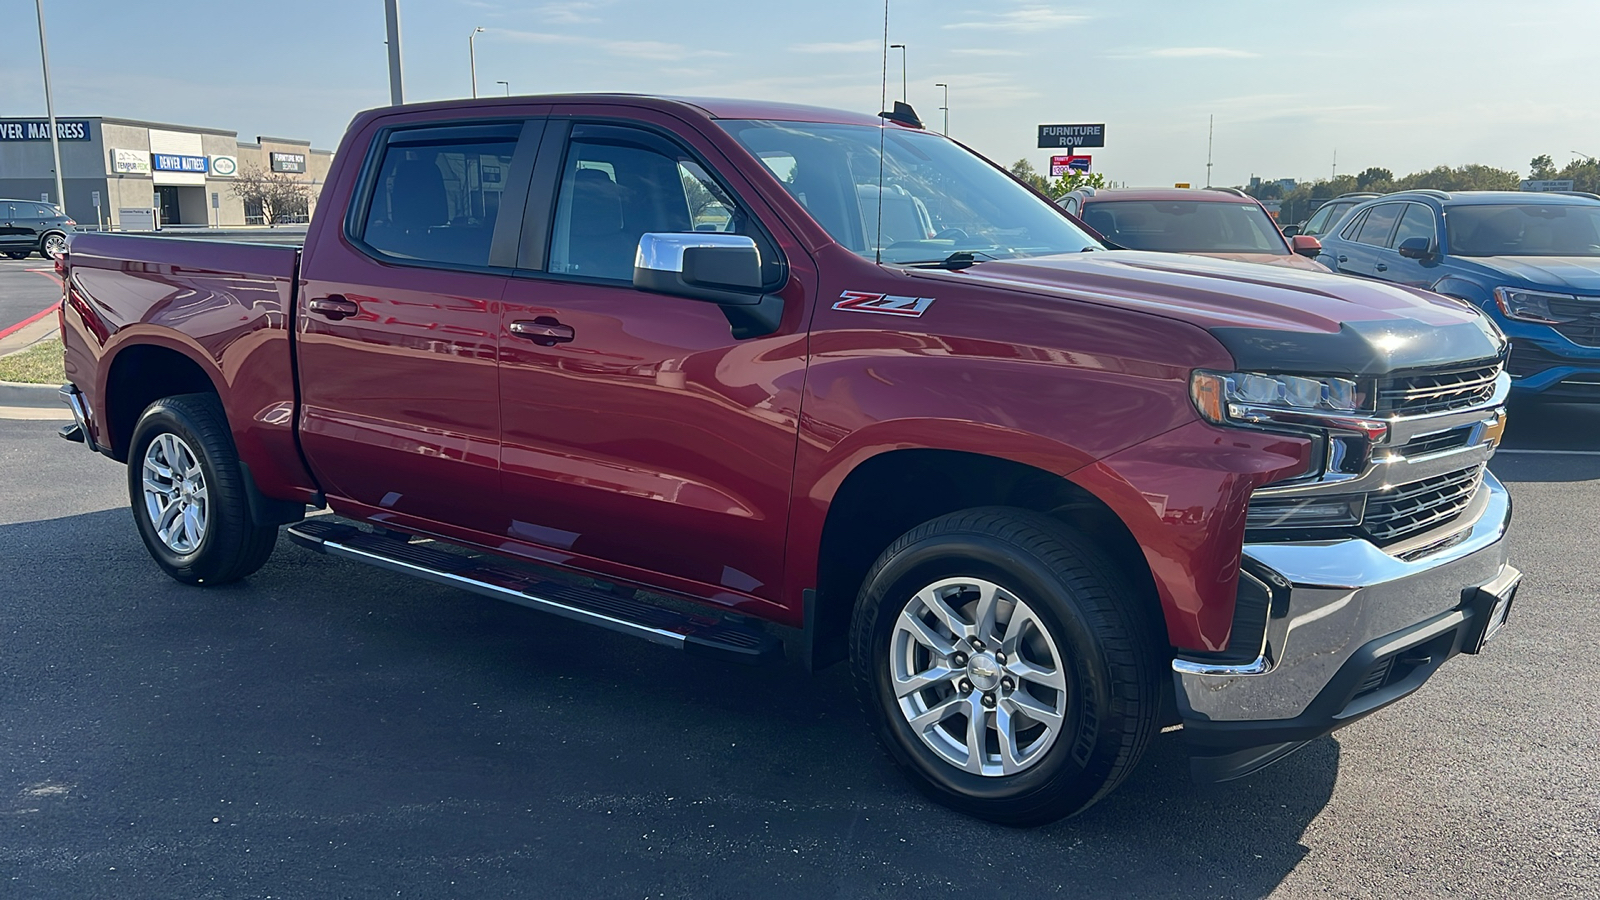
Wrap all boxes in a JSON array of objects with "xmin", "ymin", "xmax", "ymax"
[
  {"xmin": 296, "ymin": 118, "xmax": 541, "ymax": 537},
  {"xmin": 495, "ymin": 118, "xmax": 807, "ymax": 604},
  {"xmin": 157, "ymin": 186, "xmax": 181, "ymax": 227}
]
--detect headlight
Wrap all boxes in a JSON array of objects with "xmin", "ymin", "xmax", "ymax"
[
  {"xmin": 1190, "ymin": 370, "xmax": 1368, "ymax": 425},
  {"xmin": 1494, "ymin": 287, "xmax": 1581, "ymax": 324}
]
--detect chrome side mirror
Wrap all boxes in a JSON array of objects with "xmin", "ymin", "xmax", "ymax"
[{"xmin": 633, "ymin": 233, "xmax": 783, "ymax": 338}]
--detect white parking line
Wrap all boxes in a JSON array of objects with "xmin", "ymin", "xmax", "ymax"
[
  {"xmin": 1496, "ymin": 448, "xmax": 1600, "ymax": 457},
  {"xmin": 0, "ymin": 406, "xmax": 72, "ymax": 421}
]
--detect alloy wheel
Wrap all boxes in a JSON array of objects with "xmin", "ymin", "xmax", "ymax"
[
  {"xmin": 141, "ymin": 433, "xmax": 209, "ymax": 554},
  {"xmin": 889, "ymin": 577, "xmax": 1069, "ymax": 776}
]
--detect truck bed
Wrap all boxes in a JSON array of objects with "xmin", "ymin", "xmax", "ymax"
[{"xmin": 62, "ymin": 231, "xmax": 316, "ymax": 503}]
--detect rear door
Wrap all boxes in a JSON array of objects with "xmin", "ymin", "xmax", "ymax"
[
  {"xmin": 494, "ymin": 113, "xmax": 810, "ymax": 604},
  {"xmin": 0, "ymin": 202, "xmax": 28, "ymax": 250},
  {"xmin": 296, "ymin": 115, "xmax": 544, "ymax": 537},
  {"xmin": 1332, "ymin": 202, "xmax": 1403, "ymax": 277}
]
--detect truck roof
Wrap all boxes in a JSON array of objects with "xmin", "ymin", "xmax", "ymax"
[{"xmin": 365, "ymin": 93, "xmax": 885, "ymax": 127}]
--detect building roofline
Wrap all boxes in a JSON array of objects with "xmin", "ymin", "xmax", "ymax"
[
  {"xmin": 256, "ymin": 136, "xmax": 311, "ymax": 146},
  {"xmin": 98, "ymin": 117, "xmax": 239, "ymax": 137}
]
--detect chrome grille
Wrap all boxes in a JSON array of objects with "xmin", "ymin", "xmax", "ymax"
[
  {"xmin": 1376, "ymin": 363, "xmax": 1501, "ymax": 415},
  {"xmin": 1362, "ymin": 466, "xmax": 1483, "ymax": 544},
  {"xmin": 1396, "ymin": 426, "xmax": 1473, "ymax": 457}
]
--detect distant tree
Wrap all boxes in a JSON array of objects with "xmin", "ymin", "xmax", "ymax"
[
  {"xmin": 1008, "ymin": 158, "xmax": 1050, "ymax": 193},
  {"xmin": 1554, "ymin": 156, "xmax": 1599, "ymax": 193},
  {"xmin": 1007, "ymin": 159, "xmax": 1107, "ymax": 199},
  {"xmin": 229, "ymin": 164, "xmax": 313, "ymax": 226},
  {"xmin": 1356, "ymin": 167, "xmax": 1394, "ymax": 192},
  {"xmin": 1530, "ymin": 154, "xmax": 1558, "ymax": 181},
  {"xmin": 1394, "ymin": 164, "xmax": 1519, "ymax": 192}
]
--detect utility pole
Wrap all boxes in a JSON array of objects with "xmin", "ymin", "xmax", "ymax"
[
  {"xmin": 1205, "ymin": 115, "xmax": 1214, "ymax": 187},
  {"xmin": 469, "ymin": 27, "xmax": 485, "ymax": 98},
  {"xmin": 35, "ymin": 0, "xmax": 66, "ymax": 213},
  {"xmin": 934, "ymin": 82, "xmax": 948, "ymax": 135},
  {"xmin": 384, "ymin": 0, "xmax": 405, "ymax": 105}
]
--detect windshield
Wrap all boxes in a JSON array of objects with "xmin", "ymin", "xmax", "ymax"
[
  {"xmin": 1080, "ymin": 200, "xmax": 1287, "ymax": 254},
  {"xmin": 718, "ymin": 120, "xmax": 1099, "ymax": 264},
  {"xmin": 1446, "ymin": 203, "xmax": 1600, "ymax": 257}
]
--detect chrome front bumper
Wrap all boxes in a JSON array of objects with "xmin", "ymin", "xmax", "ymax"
[{"xmin": 1174, "ymin": 468, "xmax": 1514, "ymax": 724}]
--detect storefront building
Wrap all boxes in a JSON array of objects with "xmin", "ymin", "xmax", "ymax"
[{"xmin": 0, "ymin": 117, "xmax": 333, "ymax": 229}]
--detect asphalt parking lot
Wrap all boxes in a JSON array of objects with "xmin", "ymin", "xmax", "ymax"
[
  {"xmin": 2, "ymin": 404, "xmax": 1598, "ymax": 898},
  {"xmin": 0, "ymin": 256, "xmax": 61, "ymax": 337}
]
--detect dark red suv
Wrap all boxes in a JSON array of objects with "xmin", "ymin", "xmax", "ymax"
[{"xmin": 1059, "ymin": 187, "xmax": 1327, "ymax": 272}]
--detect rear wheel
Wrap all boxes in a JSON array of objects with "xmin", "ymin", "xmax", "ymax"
[
  {"xmin": 850, "ymin": 507, "xmax": 1161, "ymax": 826},
  {"xmin": 127, "ymin": 393, "xmax": 278, "ymax": 585},
  {"xmin": 2, "ymin": 251, "xmax": 28, "ymax": 260},
  {"xmin": 41, "ymin": 232, "xmax": 67, "ymax": 260}
]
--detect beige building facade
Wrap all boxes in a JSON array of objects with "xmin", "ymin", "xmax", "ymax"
[{"xmin": 0, "ymin": 116, "xmax": 333, "ymax": 229}]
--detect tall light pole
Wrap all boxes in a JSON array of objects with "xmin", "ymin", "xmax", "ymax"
[
  {"xmin": 1573, "ymin": 150, "xmax": 1597, "ymax": 163},
  {"xmin": 34, "ymin": 0, "xmax": 66, "ymax": 213},
  {"xmin": 889, "ymin": 44, "xmax": 907, "ymax": 103},
  {"xmin": 496, "ymin": 80, "xmax": 510, "ymax": 96},
  {"xmin": 934, "ymin": 82, "xmax": 948, "ymax": 135},
  {"xmin": 384, "ymin": 0, "xmax": 404, "ymax": 105},
  {"xmin": 469, "ymin": 27, "xmax": 485, "ymax": 98}
]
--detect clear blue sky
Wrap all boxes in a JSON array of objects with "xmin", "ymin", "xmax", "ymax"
[{"xmin": 3, "ymin": 0, "xmax": 1596, "ymax": 186}]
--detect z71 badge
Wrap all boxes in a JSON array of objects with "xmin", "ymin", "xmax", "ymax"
[{"xmin": 832, "ymin": 291, "xmax": 936, "ymax": 317}]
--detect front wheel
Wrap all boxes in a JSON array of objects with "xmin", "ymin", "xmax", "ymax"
[
  {"xmin": 127, "ymin": 393, "xmax": 278, "ymax": 585},
  {"xmin": 850, "ymin": 507, "xmax": 1161, "ymax": 826},
  {"xmin": 3, "ymin": 251, "xmax": 29, "ymax": 260}
]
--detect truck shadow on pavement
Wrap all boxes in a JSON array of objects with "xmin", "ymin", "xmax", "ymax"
[{"xmin": 2, "ymin": 507, "xmax": 1336, "ymax": 899}]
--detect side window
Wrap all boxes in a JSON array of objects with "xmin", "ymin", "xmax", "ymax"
[
  {"xmin": 1340, "ymin": 208, "xmax": 1370, "ymax": 240},
  {"xmin": 34, "ymin": 204, "xmax": 56, "ymax": 218},
  {"xmin": 547, "ymin": 123, "xmax": 777, "ymax": 283},
  {"xmin": 358, "ymin": 123, "xmax": 521, "ymax": 267},
  {"xmin": 1355, "ymin": 203, "xmax": 1403, "ymax": 246},
  {"xmin": 1391, "ymin": 203, "xmax": 1437, "ymax": 248},
  {"xmin": 1302, "ymin": 205, "xmax": 1332, "ymax": 235}
]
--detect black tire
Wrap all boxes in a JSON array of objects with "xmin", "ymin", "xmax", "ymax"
[
  {"xmin": 2, "ymin": 251, "xmax": 28, "ymax": 260},
  {"xmin": 849, "ymin": 507, "xmax": 1162, "ymax": 826},
  {"xmin": 127, "ymin": 393, "xmax": 278, "ymax": 585}
]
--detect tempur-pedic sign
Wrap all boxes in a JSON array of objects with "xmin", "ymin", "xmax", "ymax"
[{"xmin": 112, "ymin": 148, "xmax": 151, "ymax": 174}]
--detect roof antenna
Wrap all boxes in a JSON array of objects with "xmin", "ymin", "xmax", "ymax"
[{"xmin": 875, "ymin": 0, "xmax": 888, "ymax": 266}]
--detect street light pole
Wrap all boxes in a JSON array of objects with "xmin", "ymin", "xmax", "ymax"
[
  {"xmin": 34, "ymin": 0, "xmax": 66, "ymax": 213},
  {"xmin": 889, "ymin": 44, "xmax": 907, "ymax": 103},
  {"xmin": 469, "ymin": 27, "xmax": 485, "ymax": 98},
  {"xmin": 384, "ymin": 0, "xmax": 404, "ymax": 105},
  {"xmin": 934, "ymin": 82, "xmax": 948, "ymax": 135},
  {"xmin": 496, "ymin": 80, "xmax": 510, "ymax": 96}
]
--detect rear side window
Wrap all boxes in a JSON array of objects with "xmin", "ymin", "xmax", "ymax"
[
  {"xmin": 1354, "ymin": 203, "xmax": 1403, "ymax": 246},
  {"xmin": 359, "ymin": 124, "xmax": 521, "ymax": 267},
  {"xmin": 33, "ymin": 204, "xmax": 56, "ymax": 218},
  {"xmin": 1391, "ymin": 203, "xmax": 1436, "ymax": 248},
  {"xmin": 1339, "ymin": 208, "xmax": 1369, "ymax": 240}
]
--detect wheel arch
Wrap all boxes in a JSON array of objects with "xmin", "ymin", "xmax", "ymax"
[
  {"xmin": 102, "ymin": 338, "xmax": 224, "ymax": 463},
  {"xmin": 804, "ymin": 445, "xmax": 1160, "ymax": 673}
]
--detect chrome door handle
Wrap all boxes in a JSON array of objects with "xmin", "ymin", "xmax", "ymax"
[
  {"xmin": 308, "ymin": 296, "xmax": 359, "ymax": 320},
  {"xmin": 1336, "ymin": 255, "xmax": 1349, "ymax": 263},
  {"xmin": 1375, "ymin": 263, "xmax": 1388, "ymax": 272},
  {"xmin": 509, "ymin": 318, "xmax": 575, "ymax": 345}
]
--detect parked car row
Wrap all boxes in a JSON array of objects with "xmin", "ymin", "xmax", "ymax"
[
  {"xmin": 1058, "ymin": 185, "xmax": 1600, "ymax": 402},
  {"xmin": 0, "ymin": 199, "xmax": 75, "ymax": 260}
]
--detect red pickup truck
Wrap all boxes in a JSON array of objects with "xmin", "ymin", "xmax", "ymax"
[{"xmin": 55, "ymin": 95, "xmax": 1519, "ymax": 825}]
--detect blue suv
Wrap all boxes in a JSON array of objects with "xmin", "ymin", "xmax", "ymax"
[{"xmin": 1317, "ymin": 190, "xmax": 1600, "ymax": 400}]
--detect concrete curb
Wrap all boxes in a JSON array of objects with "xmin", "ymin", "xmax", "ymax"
[
  {"xmin": 0, "ymin": 380, "xmax": 63, "ymax": 409},
  {"xmin": 0, "ymin": 316, "xmax": 59, "ymax": 357}
]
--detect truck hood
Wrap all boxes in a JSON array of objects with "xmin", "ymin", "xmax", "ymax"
[
  {"xmin": 937, "ymin": 250, "xmax": 1506, "ymax": 376},
  {"xmin": 1455, "ymin": 255, "xmax": 1600, "ymax": 293}
]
